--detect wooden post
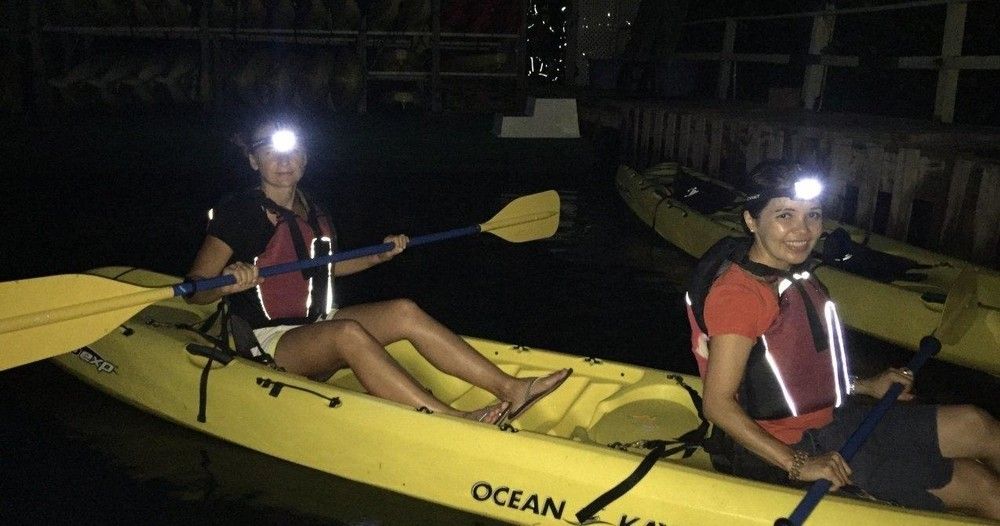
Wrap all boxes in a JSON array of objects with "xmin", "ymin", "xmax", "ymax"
[
  {"xmin": 722, "ymin": 118, "xmax": 742, "ymax": 185},
  {"xmin": 630, "ymin": 105, "xmax": 641, "ymax": 167},
  {"xmin": 565, "ymin": 0, "xmax": 578, "ymax": 86},
  {"xmin": 716, "ymin": 19, "xmax": 735, "ymax": 100},
  {"xmin": 766, "ymin": 125, "xmax": 784, "ymax": 160},
  {"xmin": 708, "ymin": 118, "xmax": 724, "ymax": 175},
  {"xmin": 650, "ymin": 109, "xmax": 665, "ymax": 164},
  {"xmin": 664, "ymin": 112, "xmax": 678, "ymax": 161},
  {"xmin": 198, "ymin": 0, "xmax": 212, "ymax": 108},
  {"xmin": 886, "ymin": 148, "xmax": 924, "ymax": 240},
  {"xmin": 516, "ymin": 0, "xmax": 528, "ymax": 107},
  {"xmin": 855, "ymin": 144, "xmax": 884, "ymax": 231},
  {"xmin": 939, "ymin": 158, "xmax": 974, "ymax": 247},
  {"xmin": 933, "ymin": 2, "xmax": 966, "ymax": 123},
  {"xmin": 691, "ymin": 114, "xmax": 707, "ymax": 171},
  {"xmin": 27, "ymin": 0, "xmax": 50, "ymax": 112},
  {"xmin": 640, "ymin": 105, "xmax": 655, "ymax": 168},
  {"xmin": 678, "ymin": 113, "xmax": 693, "ymax": 166},
  {"xmin": 2, "ymin": 0, "xmax": 23, "ymax": 113},
  {"xmin": 430, "ymin": 0, "xmax": 441, "ymax": 113},
  {"xmin": 357, "ymin": 13, "xmax": 368, "ymax": 114},
  {"xmin": 972, "ymin": 165, "xmax": 1000, "ymax": 262},
  {"xmin": 827, "ymin": 139, "xmax": 854, "ymax": 222},
  {"xmin": 745, "ymin": 122, "xmax": 763, "ymax": 175},
  {"xmin": 802, "ymin": 3, "xmax": 835, "ymax": 111}
]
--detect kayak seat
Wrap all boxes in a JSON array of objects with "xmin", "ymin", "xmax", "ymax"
[
  {"xmin": 584, "ymin": 398, "xmax": 713, "ymax": 470},
  {"xmin": 326, "ymin": 341, "xmax": 525, "ymax": 409},
  {"xmin": 821, "ymin": 228, "xmax": 932, "ymax": 284},
  {"xmin": 669, "ymin": 171, "xmax": 741, "ymax": 215}
]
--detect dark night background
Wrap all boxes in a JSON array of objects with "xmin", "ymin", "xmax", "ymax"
[{"xmin": 1, "ymin": 1, "xmax": 999, "ymax": 524}]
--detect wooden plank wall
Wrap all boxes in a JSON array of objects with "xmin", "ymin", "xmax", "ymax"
[{"xmin": 591, "ymin": 101, "xmax": 1000, "ymax": 266}]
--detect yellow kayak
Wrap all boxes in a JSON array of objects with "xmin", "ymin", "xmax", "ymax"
[
  {"xmin": 616, "ymin": 163, "xmax": 1000, "ymax": 376},
  {"xmin": 49, "ymin": 267, "xmax": 992, "ymax": 525}
]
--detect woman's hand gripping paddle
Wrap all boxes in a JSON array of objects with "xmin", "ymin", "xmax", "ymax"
[
  {"xmin": 774, "ymin": 270, "xmax": 978, "ymax": 525},
  {"xmin": 0, "ymin": 190, "xmax": 560, "ymax": 371}
]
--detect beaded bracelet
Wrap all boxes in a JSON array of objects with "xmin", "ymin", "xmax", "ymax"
[{"xmin": 788, "ymin": 450, "xmax": 810, "ymax": 481}]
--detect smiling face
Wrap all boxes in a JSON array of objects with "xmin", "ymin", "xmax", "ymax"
[
  {"xmin": 743, "ymin": 197, "xmax": 823, "ymax": 270},
  {"xmin": 247, "ymin": 123, "xmax": 307, "ymax": 190}
]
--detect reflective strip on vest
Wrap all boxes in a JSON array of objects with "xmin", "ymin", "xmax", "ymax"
[
  {"xmin": 254, "ymin": 217, "xmax": 335, "ymax": 321},
  {"xmin": 825, "ymin": 300, "xmax": 850, "ymax": 407},
  {"xmin": 761, "ymin": 275, "xmax": 849, "ymax": 417},
  {"xmin": 312, "ymin": 236, "xmax": 335, "ymax": 315},
  {"xmin": 252, "ymin": 255, "xmax": 275, "ymax": 321},
  {"xmin": 760, "ymin": 334, "xmax": 799, "ymax": 416}
]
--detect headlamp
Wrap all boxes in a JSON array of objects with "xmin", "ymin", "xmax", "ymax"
[
  {"xmin": 793, "ymin": 177, "xmax": 823, "ymax": 200},
  {"xmin": 746, "ymin": 175, "xmax": 824, "ymax": 203},
  {"xmin": 250, "ymin": 128, "xmax": 298, "ymax": 153}
]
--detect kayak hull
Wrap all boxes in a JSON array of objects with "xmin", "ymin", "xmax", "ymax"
[
  {"xmin": 616, "ymin": 163, "xmax": 1000, "ymax": 376},
  {"xmin": 51, "ymin": 267, "xmax": 991, "ymax": 525}
]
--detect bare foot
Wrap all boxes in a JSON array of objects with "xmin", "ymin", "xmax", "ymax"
[
  {"xmin": 464, "ymin": 401, "xmax": 510, "ymax": 424},
  {"xmin": 507, "ymin": 368, "xmax": 572, "ymax": 420}
]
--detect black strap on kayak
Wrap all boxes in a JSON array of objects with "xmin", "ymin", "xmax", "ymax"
[
  {"xmin": 575, "ymin": 375, "xmax": 711, "ymax": 524},
  {"xmin": 255, "ymin": 377, "xmax": 342, "ymax": 408},
  {"xmin": 197, "ymin": 358, "xmax": 213, "ymax": 423},
  {"xmin": 185, "ymin": 344, "xmax": 234, "ymax": 423}
]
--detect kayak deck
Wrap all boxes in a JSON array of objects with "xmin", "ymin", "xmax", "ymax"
[
  {"xmin": 330, "ymin": 341, "xmax": 715, "ymax": 470},
  {"xmin": 48, "ymin": 267, "xmax": 992, "ymax": 525},
  {"xmin": 617, "ymin": 162, "xmax": 1000, "ymax": 375}
]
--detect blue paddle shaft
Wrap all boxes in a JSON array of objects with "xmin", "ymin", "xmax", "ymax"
[
  {"xmin": 776, "ymin": 336, "xmax": 941, "ymax": 526},
  {"xmin": 172, "ymin": 225, "xmax": 481, "ymax": 297}
]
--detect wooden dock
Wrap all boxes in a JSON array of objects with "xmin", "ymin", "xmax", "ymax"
[{"xmin": 581, "ymin": 100, "xmax": 1000, "ymax": 267}]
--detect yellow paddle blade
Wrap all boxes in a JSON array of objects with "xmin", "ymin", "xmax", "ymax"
[
  {"xmin": 0, "ymin": 274, "xmax": 174, "ymax": 370},
  {"xmin": 935, "ymin": 269, "xmax": 979, "ymax": 346},
  {"xmin": 480, "ymin": 190, "xmax": 560, "ymax": 242}
]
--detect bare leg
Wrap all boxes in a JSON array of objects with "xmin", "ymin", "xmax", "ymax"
[
  {"xmin": 333, "ymin": 299, "xmax": 571, "ymax": 408},
  {"xmin": 928, "ymin": 459, "xmax": 1000, "ymax": 520},
  {"xmin": 936, "ymin": 405, "xmax": 1000, "ymax": 472},
  {"xmin": 272, "ymin": 319, "xmax": 506, "ymax": 422},
  {"xmin": 925, "ymin": 405, "xmax": 1000, "ymax": 519}
]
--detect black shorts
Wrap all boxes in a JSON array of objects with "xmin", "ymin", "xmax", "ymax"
[
  {"xmin": 710, "ymin": 398, "xmax": 953, "ymax": 511},
  {"xmin": 799, "ymin": 398, "xmax": 953, "ymax": 510}
]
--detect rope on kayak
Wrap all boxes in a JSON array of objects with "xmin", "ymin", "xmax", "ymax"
[{"xmin": 574, "ymin": 374, "xmax": 710, "ymax": 524}]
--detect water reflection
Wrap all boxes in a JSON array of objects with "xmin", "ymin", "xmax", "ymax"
[
  {"xmin": 3, "ymin": 362, "xmax": 505, "ymax": 526},
  {"xmin": 1, "ymin": 113, "xmax": 995, "ymax": 525}
]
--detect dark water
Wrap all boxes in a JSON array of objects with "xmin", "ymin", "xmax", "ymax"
[{"xmin": 1, "ymin": 111, "xmax": 996, "ymax": 525}]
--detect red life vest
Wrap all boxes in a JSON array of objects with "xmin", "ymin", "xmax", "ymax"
[
  {"xmin": 686, "ymin": 237, "xmax": 850, "ymax": 421},
  {"xmin": 253, "ymin": 196, "xmax": 337, "ymax": 323},
  {"xmin": 731, "ymin": 271, "xmax": 849, "ymax": 419}
]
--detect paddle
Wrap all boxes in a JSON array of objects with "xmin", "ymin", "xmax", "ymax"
[
  {"xmin": 0, "ymin": 190, "xmax": 560, "ymax": 371},
  {"xmin": 774, "ymin": 269, "xmax": 977, "ymax": 525}
]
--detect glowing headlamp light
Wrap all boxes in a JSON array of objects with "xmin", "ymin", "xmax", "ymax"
[
  {"xmin": 250, "ymin": 128, "xmax": 298, "ymax": 153},
  {"xmin": 793, "ymin": 177, "xmax": 823, "ymax": 200},
  {"xmin": 746, "ymin": 176, "xmax": 824, "ymax": 204}
]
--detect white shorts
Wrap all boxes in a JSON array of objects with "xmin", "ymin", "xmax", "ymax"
[
  {"xmin": 251, "ymin": 324, "xmax": 300, "ymax": 357},
  {"xmin": 251, "ymin": 309, "xmax": 338, "ymax": 357}
]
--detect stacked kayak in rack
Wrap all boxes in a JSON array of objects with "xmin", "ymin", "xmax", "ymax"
[
  {"xmin": 616, "ymin": 162, "xmax": 1000, "ymax": 376},
  {"xmin": 50, "ymin": 267, "xmax": 993, "ymax": 525}
]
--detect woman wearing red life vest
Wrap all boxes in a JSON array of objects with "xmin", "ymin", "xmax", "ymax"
[
  {"xmin": 185, "ymin": 114, "xmax": 570, "ymax": 424},
  {"xmin": 688, "ymin": 163, "xmax": 999, "ymax": 518}
]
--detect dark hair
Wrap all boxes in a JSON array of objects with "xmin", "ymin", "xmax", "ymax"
[{"xmin": 743, "ymin": 160, "xmax": 818, "ymax": 218}]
